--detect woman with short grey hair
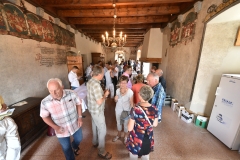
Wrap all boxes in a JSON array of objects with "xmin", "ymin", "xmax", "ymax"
[
  {"xmin": 113, "ymin": 75, "xmax": 134, "ymax": 144},
  {"xmin": 126, "ymin": 85, "xmax": 158, "ymax": 160}
]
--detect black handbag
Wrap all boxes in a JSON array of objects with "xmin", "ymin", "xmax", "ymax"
[
  {"xmin": 138, "ymin": 131, "xmax": 151, "ymax": 156},
  {"xmin": 137, "ymin": 106, "xmax": 152, "ymax": 156}
]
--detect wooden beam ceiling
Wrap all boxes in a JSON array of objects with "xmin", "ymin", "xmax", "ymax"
[
  {"xmin": 76, "ymin": 24, "xmax": 163, "ymax": 29},
  {"xmin": 25, "ymin": 0, "xmax": 199, "ymax": 48},
  {"xmin": 57, "ymin": 6, "xmax": 180, "ymax": 17},
  {"xmin": 69, "ymin": 16, "xmax": 168, "ymax": 25},
  {"xmin": 42, "ymin": 0, "xmax": 195, "ymax": 7}
]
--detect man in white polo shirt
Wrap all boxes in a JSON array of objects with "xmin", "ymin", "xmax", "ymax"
[{"xmin": 68, "ymin": 66, "xmax": 81, "ymax": 90}]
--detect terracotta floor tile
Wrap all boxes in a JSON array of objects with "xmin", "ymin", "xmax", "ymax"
[{"xmin": 21, "ymin": 99, "xmax": 240, "ymax": 160}]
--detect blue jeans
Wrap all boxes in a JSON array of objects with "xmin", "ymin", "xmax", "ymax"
[{"xmin": 57, "ymin": 128, "xmax": 83, "ymax": 160}]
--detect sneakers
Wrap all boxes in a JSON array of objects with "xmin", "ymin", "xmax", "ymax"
[
  {"xmin": 158, "ymin": 119, "xmax": 161, "ymax": 123},
  {"xmin": 112, "ymin": 135, "xmax": 120, "ymax": 142}
]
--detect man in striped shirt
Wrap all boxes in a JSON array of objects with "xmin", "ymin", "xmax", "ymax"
[{"xmin": 40, "ymin": 78, "xmax": 83, "ymax": 160}]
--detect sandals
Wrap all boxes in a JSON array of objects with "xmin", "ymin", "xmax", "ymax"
[
  {"xmin": 98, "ymin": 152, "xmax": 112, "ymax": 159},
  {"xmin": 112, "ymin": 135, "xmax": 120, "ymax": 142},
  {"xmin": 73, "ymin": 147, "xmax": 80, "ymax": 156}
]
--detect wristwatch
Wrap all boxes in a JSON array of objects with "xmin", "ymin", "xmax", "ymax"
[{"xmin": 78, "ymin": 115, "xmax": 83, "ymax": 118}]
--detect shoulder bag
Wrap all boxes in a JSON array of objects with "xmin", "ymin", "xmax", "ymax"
[{"xmin": 137, "ymin": 105, "xmax": 152, "ymax": 156}]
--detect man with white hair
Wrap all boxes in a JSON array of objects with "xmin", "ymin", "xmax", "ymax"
[
  {"xmin": 146, "ymin": 73, "xmax": 166, "ymax": 123},
  {"xmin": 40, "ymin": 78, "xmax": 83, "ymax": 160},
  {"xmin": 155, "ymin": 69, "xmax": 166, "ymax": 92}
]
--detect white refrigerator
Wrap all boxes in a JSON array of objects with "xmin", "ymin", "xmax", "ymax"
[{"xmin": 207, "ymin": 74, "xmax": 240, "ymax": 150}]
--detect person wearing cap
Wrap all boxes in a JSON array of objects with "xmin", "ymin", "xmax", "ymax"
[
  {"xmin": 68, "ymin": 66, "xmax": 81, "ymax": 90},
  {"xmin": 0, "ymin": 95, "xmax": 21, "ymax": 160}
]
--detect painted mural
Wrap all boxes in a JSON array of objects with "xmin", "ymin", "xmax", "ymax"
[
  {"xmin": 170, "ymin": 21, "xmax": 181, "ymax": 47},
  {"xmin": 26, "ymin": 13, "xmax": 43, "ymax": 41},
  {"xmin": 0, "ymin": 5, "xmax": 7, "ymax": 34},
  {"xmin": 169, "ymin": 12, "xmax": 197, "ymax": 47},
  {"xmin": 4, "ymin": 3, "xmax": 28, "ymax": 37},
  {"xmin": 0, "ymin": 2, "xmax": 76, "ymax": 47},
  {"xmin": 181, "ymin": 12, "xmax": 197, "ymax": 45},
  {"xmin": 53, "ymin": 24, "xmax": 63, "ymax": 45},
  {"xmin": 42, "ymin": 19, "xmax": 55, "ymax": 43}
]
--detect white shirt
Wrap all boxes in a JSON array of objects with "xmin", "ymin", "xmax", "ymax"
[
  {"xmin": 115, "ymin": 89, "xmax": 133, "ymax": 111},
  {"xmin": 104, "ymin": 67, "xmax": 108, "ymax": 74},
  {"xmin": 68, "ymin": 70, "xmax": 80, "ymax": 87},
  {"xmin": 114, "ymin": 67, "xmax": 119, "ymax": 78},
  {"xmin": 0, "ymin": 117, "xmax": 21, "ymax": 160},
  {"xmin": 105, "ymin": 70, "xmax": 113, "ymax": 87},
  {"xmin": 85, "ymin": 66, "xmax": 92, "ymax": 77}
]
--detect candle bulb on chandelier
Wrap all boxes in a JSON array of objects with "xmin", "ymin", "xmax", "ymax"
[
  {"xmin": 120, "ymin": 31, "xmax": 122, "ymax": 39},
  {"xmin": 106, "ymin": 32, "xmax": 108, "ymax": 40},
  {"xmin": 102, "ymin": 35, "xmax": 105, "ymax": 43},
  {"xmin": 113, "ymin": 29, "xmax": 115, "ymax": 38},
  {"xmin": 125, "ymin": 34, "xmax": 127, "ymax": 41}
]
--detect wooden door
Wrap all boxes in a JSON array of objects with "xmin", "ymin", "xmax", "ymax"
[{"xmin": 67, "ymin": 56, "xmax": 83, "ymax": 77}]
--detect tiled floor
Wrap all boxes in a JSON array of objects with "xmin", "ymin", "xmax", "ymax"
[{"xmin": 21, "ymin": 99, "xmax": 240, "ymax": 160}]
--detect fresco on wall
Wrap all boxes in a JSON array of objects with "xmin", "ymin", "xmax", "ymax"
[
  {"xmin": 181, "ymin": 12, "xmax": 197, "ymax": 45},
  {"xmin": 0, "ymin": 5, "xmax": 8, "ymax": 34},
  {"xmin": 53, "ymin": 24, "xmax": 63, "ymax": 45},
  {"xmin": 0, "ymin": 2, "xmax": 76, "ymax": 47},
  {"xmin": 62, "ymin": 29, "xmax": 76, "ymax": 47},
  {"xmin": 170, "ymin": 21, "xmax": 181, "ymax": 47},
  {"xmin": 42, "ymin": 19, "xmax": 55, "ymax": 43},
  {"xmin": 4, "ymin": 3, "xmax": 28, "ymax": 37},
  {"xmin": 26, "ymin": 13, "xmax": 43, "ymax": 40}
]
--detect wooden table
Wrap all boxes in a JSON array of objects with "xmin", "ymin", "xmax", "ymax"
[{"xmin": 9, "ymin": 97, "xmax": 47, "ymax": 150}]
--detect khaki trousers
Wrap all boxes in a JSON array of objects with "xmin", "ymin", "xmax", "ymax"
[{"xmin": 90, "ymin": 111, "xmax": 107, "ymax": 154}]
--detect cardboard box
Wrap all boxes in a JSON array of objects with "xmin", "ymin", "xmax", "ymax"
[
  {"xmin": 195, "ymin": 115, "xmax": 208, "ymax": 128},
  {"xmin": 174, "ymin": 105, "xmax": 185, "ymax": 118},
  {"xmin": 165, "ymin": 97, "xmax": 171, "ymax": 106},
  {"xmin": 181, "ymin": 109, "xmax": 195, "ymax": 123},
  {"xmin": 171, "ymin": 99, "xmax": 178, "ymax": 111}
]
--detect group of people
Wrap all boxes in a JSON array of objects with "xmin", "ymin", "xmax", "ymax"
[
  {"xmin": 42, "ymin": 63, "xmax": 166, "ymax": 160},
  {"xmin": 0, "ymin": 61, "xmax": 166, "ymax": 160}
]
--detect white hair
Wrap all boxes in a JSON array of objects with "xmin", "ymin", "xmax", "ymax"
[
  {"xmin": 148, "ymin": 73, "xmax": 159, "ymax": 82},
  {"xmin": 47, "ymin": 78, "xmax": 63, "ymax": 88}
]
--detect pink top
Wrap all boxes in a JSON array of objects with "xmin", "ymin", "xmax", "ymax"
[{"xmin": 123, "ymin": 72, "xmax": 132, "ymax": 89}]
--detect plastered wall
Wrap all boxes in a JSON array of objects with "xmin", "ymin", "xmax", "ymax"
[
  {"xmin": 0, "ymin": 0, "xmax": 104, "ymax": 105},
  {"xmin": 0, "ymin": 35, "xmax": 69, "ymax": 104},
  {"xmin": 162, "ymin": 0, "xmax": 223, "ymax": 106},
  {"xmin": 190, "ymin": 20, "xmax": 240, "ymax": 116}
]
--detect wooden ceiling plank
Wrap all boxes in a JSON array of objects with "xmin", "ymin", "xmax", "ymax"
[
  {"xmin": 81, "ymin": 29, "xmax": 146, "ymax": 33},
  {"xmin": 69, "ymin": 16, "xmax": 168, "ymax": 24},
  {"xmin": 76, "ymin": 24, "xmax": 162, "ymax": 29},
  {"xmin": 57, "ymin": 6, "xmax": 180, "ymax": 17},
  {"xmin": 43, "ymin": 0, "xmax": 194, "ymax": 7}
]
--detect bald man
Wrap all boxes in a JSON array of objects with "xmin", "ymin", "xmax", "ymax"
[
  {"xmin": 155, "ymin": 69, "xmax": 166, "ymax": 92},
  {"xmin": 146, "ymin": 73, "xmax": 166, "ymax": 123},
  {"xmin": 40, "ymin": 78, "xmax": 83, "ymax": 160}
]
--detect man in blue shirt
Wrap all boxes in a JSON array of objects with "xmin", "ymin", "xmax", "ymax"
[{"xmin": 147, "ymin": 73, "xmax": 166, "ymax": 123}]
